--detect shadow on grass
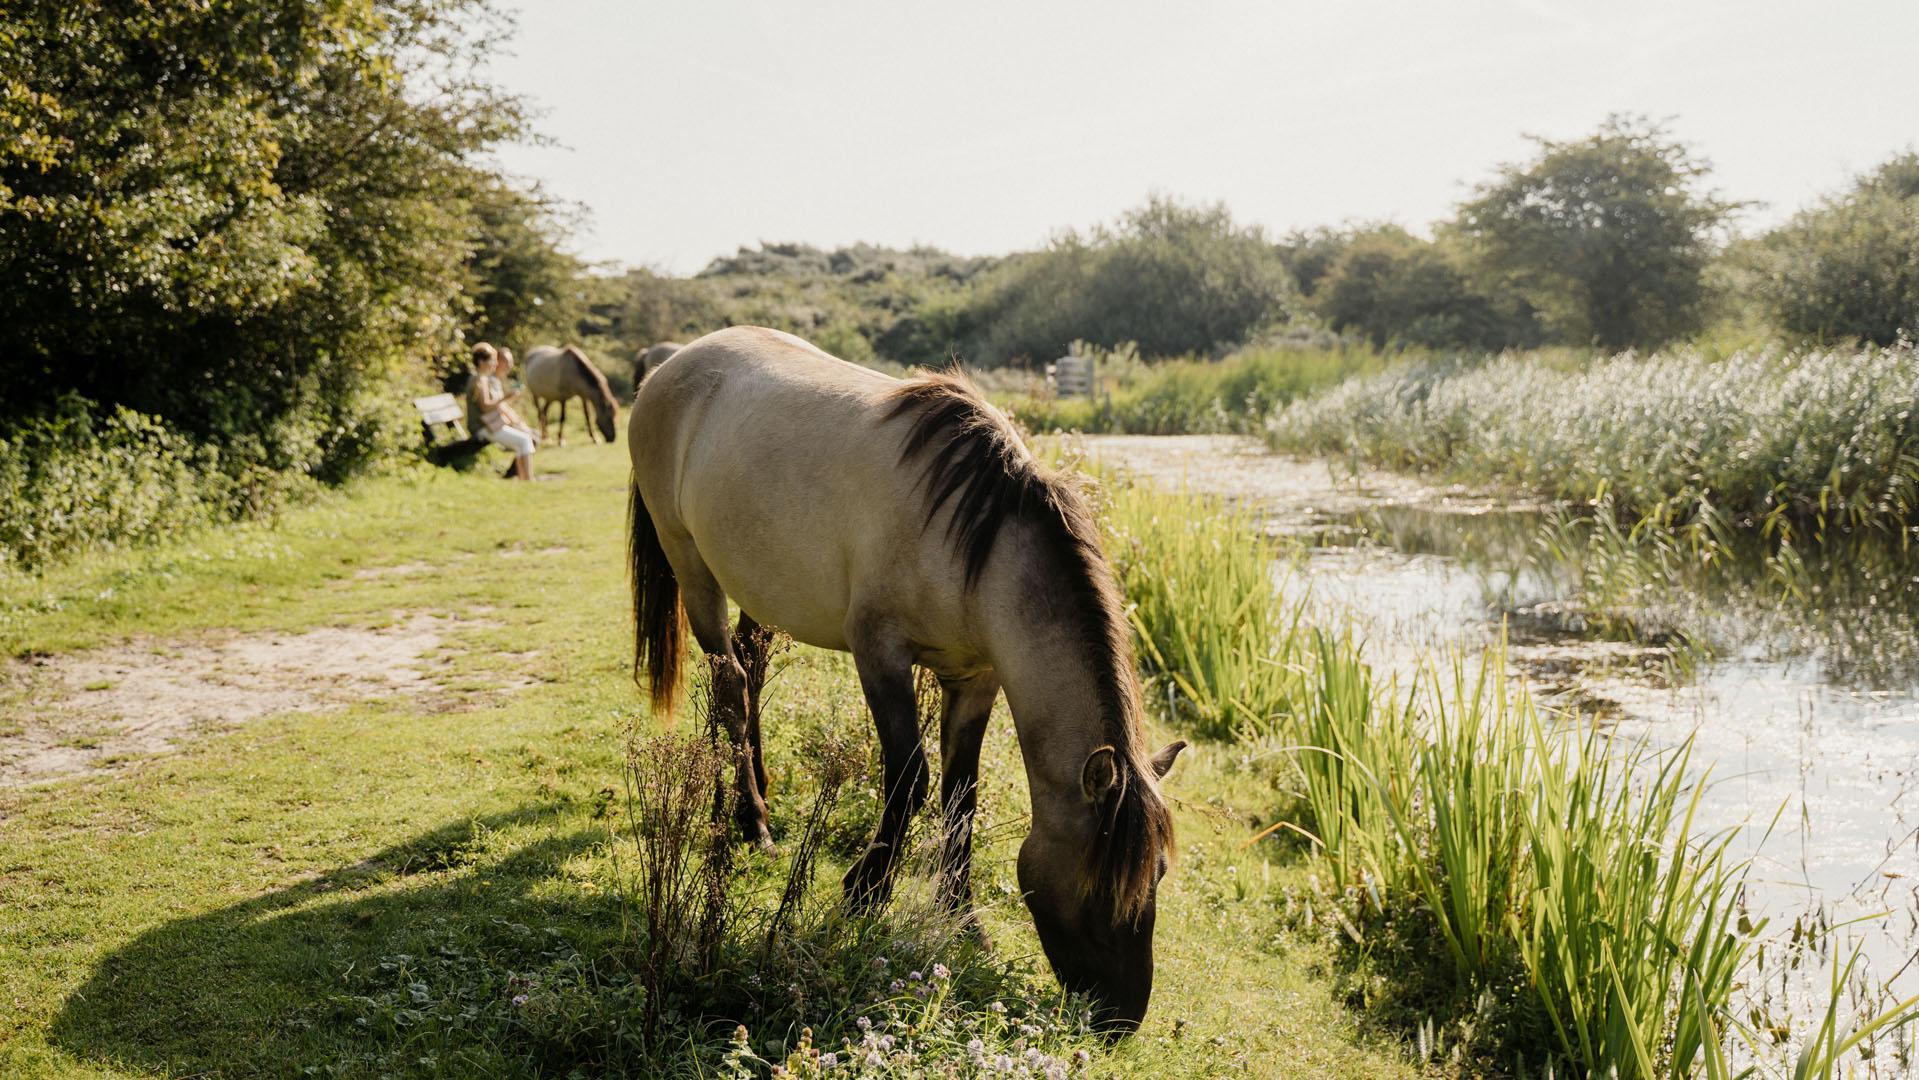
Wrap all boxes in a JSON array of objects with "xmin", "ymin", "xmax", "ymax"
[{"xmin": 50, "ymin": 804, "xmax": 616, "ymax": 1078}]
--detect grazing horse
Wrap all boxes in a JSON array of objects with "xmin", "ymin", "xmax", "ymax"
[
  {"xmin": 634, "ymin": 341, "xmax": 682, "ymax": 383},
  {"xmin": 525, "ymin": 345, "xmax": 619, "ymax": 446},
  {"xmin": 626, "ymin": 326, "xmax": 1183, "ymax": 1032}
]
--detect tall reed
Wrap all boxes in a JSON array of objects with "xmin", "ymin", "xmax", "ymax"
[{"xmin": 1266, "ymin": 343, "xmax": 1919, "ymax": 543}]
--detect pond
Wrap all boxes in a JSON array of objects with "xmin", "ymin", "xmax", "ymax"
[{"xmin": 1079, "ymin": 434, "xmax": 1919, "ymax": 1014}]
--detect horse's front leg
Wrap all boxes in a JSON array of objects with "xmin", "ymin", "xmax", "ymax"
[
  {"xmin": 844, "ymin": 630, "xmax": 927, "ymax": 910},
  {"xmin": 936, "ymin": 672, "xmax": 999, "ymax": 922}
]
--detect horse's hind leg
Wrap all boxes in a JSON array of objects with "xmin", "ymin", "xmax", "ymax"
[
  {"xmin": 556, "ymin": 399, "xmax": 567, "ymax": 446},
  {"xmin": 843, "ymin": 626, "xmax": 928, "ymax": 910},
  {"xmin": 935, "ymin": 672, "xmax": 998, "ymax": 920},
  {"xmin": 732, "ymin": 611, "xmax": 773, "ymax": 801},
  {"xmin": 678, "ymin": 562, "xmax": 774, "ymax": 850}
]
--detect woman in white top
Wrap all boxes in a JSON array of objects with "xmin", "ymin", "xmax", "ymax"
[{"xmin": 467, "ymin": 342, "xmax": 539, "ymax": 480}]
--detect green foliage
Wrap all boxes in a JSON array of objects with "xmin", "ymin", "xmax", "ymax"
[
  {"xmin": 1312, "ymin": 227, "xmax": 1540, "ymax": 351},
  {"xmin": 1752, "ymin": 152, "xmax": 1919, "ymax": 345},
  {"xmin": 0, "ymin": 396, "xmax": 324, "ymax": 570},
  {"xmin": 463, "ymin": 178, "xmax": 586, "ymax": 358},
  {"xmin": 599, "ymin": 243, "xmax": 990, "ymax": 373},
  {"xmin": 1276, "ymin": 226, "xmax": 1354, "ymax": 299},
  {"xmin": 953, "ymin": 195, "xmax": 1293, "ymax": 365},
  {"xmin": 1451, "ymin": 115, "xmax": 1738, "ymax": 350},
  {"xmin": 1005, "ymin": 342, "xmax": 1383, "ymax": 436},
  {"xmin": 1099, "ymin": 478, "xmax": 1310, "ymax": 739},
  {"xmin": 0, "ymin": 0, "xmax": 548, "ymax": 525}
]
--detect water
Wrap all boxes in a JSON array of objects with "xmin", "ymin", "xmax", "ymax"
[{"xmin": 1079, "ymin": 435, "xmax": 1919, "ymax": 1015}]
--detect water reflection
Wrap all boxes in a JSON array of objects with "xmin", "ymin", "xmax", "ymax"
[{"xmin": 1316, "ymin": 503, "xmax": 1919, "ymax": 697}]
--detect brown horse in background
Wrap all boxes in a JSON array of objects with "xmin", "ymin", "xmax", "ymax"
[
  {"xmin": 525, "ymin": 345, "xmax": 619, "ymax": 446},
  {"xmin": 625, "ymin": 326, "xmax": 1182, "ymax": 1032},
  {"xmin": 634, "ymin": 341, "xmax": 681, "ymax": 384}
]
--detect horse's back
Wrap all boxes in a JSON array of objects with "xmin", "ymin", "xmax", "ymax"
[
  {"xmin": 523, "ymin": 345, "xmax": 567, "ymax": 397},
  {"xmin": 629, "ymin": 327, "xmax": 962, "ymax": 653}
]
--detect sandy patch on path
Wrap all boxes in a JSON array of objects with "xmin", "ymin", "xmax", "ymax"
[{"xmin": 0, "ymin": 615, "xmax": 449, "ymax": 787}]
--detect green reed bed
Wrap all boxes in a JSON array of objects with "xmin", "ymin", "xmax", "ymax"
[
  {"xmin": 1098, "ymin": 477, "xmax": 1311, "ymax": 740},
  {"xmin": 1266, "ymin": 343, "xmax": 1919, "ymax": 544},
  {"xmin": 1095, "ymin": 475, "xmax": 1918, "ymax": 1077}
]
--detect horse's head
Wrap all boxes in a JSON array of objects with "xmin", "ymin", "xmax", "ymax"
[
  {"xmin": 1018, "ymin": 739, "xmax": 1184, "ymax": 1035},
  {"xmin": 594, "ymin": 397, "xmax": 618, "ymax": 443}
]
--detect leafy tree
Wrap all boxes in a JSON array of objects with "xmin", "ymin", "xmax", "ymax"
[
  {"xmin": 956, "ymin": 195, "xmax": 1292, "ymax": 364},
  {"xmin": 1752, "ymin": 152, "xmax": 1919, "ymax": 345},
  {"xmin": 1276, "ymin": 226, "xmax": 1354, "ymax": 298},
  {"xmin": 1314, "ymin": 227, "xmax": 1539, "ymax": 351},
  {"xmin": 1450, "ymin": 116, "xmax": 1737, "ymax": 350},
  {"xmin": 0, "ymin": 0, "xmax": 529, "ymax": 480},
  {"xmin": 463, "ymin": 179, "xmax": 584, "ymax": 357}
]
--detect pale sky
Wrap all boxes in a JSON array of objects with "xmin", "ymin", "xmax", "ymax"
[{"xmin": 488, "ymin": 0, "xmax": 1919, "ymax": 274}]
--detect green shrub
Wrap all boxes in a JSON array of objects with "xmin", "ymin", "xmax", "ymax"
[
  {"xmin": 1313, "ymin": 227, "xmax": 1540, "ymax": 351},
  {"xmin": 0, "ymin": 1, "xmax": 546, "ymax": 505},
  {"xmin": 0, "ymin": 397, "xmax": 334, "ymax": 571},
  {"xmin": 953, "ymin": 195, "xmax": 1292, "ymax": 365},
  {"xmin": 1754, "ymin": 153, "xmax": 1919, "ymax": 345},
  {"xmin": 1005, "ymin": 342, "xmax": 1382, "ymax": 436}
]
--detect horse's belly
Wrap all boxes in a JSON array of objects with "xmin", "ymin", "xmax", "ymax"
[{"xmin": 700, "ymin": 540, "xmax": 853, "ymax": 652}]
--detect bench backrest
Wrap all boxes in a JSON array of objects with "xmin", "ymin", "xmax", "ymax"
[{"xmin": 413, "ymin": 393, "xmax": 464, "ymax": 426}]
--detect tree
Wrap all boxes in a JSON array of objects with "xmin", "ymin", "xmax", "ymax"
[
  {"xmin": 463, "ymin": 179, "xmax": 584, "ymax": 355},
  {"xmin": 0, "ymin": 0, "xmax": 529, "ymax": 480},
  {"xmin": 1276, "ymin": 226, "xmax": 1353, "ymax": 298},
  {"xmin": 1313, "ymin": 226, "xmax": 1539, "ymax": 351},
  {"xmin": 957, "ymin": 195, "xmax": 1293, "ymax": 364},
  {"xmin": 1450, "ymin": 116, "xmax": 1737, "ymax": 350},
  {"xmin": 1753, "ymin": 152, "xmax": 1919, "ymax": 345}
]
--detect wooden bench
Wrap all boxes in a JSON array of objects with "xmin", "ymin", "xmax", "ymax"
[
  {"xmin": 414, "ymin": 392, "xmax": 468, "ymax": 442},
  {"xmin": 414, "ymin": 392, "xmax": 487, "ymax": 467}
]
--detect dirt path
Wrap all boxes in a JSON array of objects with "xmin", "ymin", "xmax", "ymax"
[{"xmin": 0, "ymin": 614, "xmax": 452, "ymax": 787}]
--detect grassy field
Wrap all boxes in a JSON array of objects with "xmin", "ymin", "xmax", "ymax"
[{"xmin": 0, "ymin": 434, "xmax": 1420, "ymax": 1078}]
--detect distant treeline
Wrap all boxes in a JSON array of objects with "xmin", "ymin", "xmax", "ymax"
[{"xmin": 596, "ymin": 117, "xmax": 1917, "ymax": 370}]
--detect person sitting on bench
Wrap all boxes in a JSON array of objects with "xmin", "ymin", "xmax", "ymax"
[{"xmin": 467, "ymin": 342, "xmax": 539, "ymax": 481}]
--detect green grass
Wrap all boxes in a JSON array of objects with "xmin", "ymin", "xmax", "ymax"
[{"xmin": 0, "ymin": 434, "xmax": 1418, "ymax": 1078}]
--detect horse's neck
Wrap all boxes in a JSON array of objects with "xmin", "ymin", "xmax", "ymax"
[{"xmin": 980, "ymin": 538, "xmax": 1127, "ymax": 819}]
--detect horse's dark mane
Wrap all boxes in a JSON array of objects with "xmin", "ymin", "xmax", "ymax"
[
  {"xmin": 883, "ymin": 370, "xmax": 1172, "ymax": 925},
  {"xmin": 563, "ymin": 345, "xmax": 617, "ymax": 409}
]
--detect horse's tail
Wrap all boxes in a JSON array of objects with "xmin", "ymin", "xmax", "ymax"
[{"xmin": 629, "ymin": 476, "xmax": 685, "ymax": 717}]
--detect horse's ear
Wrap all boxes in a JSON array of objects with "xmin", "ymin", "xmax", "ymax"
[
  {"xmin": 1150, "ymin": 740, "xmax": 1186, "ymax": 780},
  {"xmin": 1080, "ymin": 745, "xmax": 1119, "ymax": 804}
]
